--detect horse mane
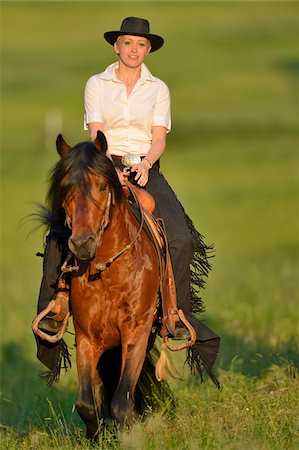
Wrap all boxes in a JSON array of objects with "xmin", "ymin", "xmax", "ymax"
[{"xmin": 45, "ymin": 141, "xmax": 123, "ymax": 226}]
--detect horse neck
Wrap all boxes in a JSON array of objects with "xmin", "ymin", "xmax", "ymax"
[{"xmin": 96, "ymin": 198, "xmax": 134, "ymax": 255}]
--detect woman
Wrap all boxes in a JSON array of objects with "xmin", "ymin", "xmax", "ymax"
[
  {"xmin": 35, "ymin": 17, "xmax": 220, "ymax": 378},
  {"xmin": 84, "ymin": 17, "xmax": 192, "ymax": 339}
]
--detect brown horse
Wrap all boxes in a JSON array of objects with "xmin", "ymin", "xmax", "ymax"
[{"xmin": 48, "ymin": 131, "xmax": 168, "ymax": 437}]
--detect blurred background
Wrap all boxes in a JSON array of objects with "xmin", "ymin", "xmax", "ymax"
[{"xmin": 1, "ymin": 0, "xmax": 298, "ymax": 443}]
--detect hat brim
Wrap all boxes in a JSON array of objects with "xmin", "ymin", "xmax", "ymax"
[{"xmin": 104, "ymin": 31, "xmax": 164, "ymax": 53}]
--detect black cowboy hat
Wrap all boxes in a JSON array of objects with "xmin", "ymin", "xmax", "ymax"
[{"xmin": 104, "ymin": 17, "xmax": 164, "ymax": 53}]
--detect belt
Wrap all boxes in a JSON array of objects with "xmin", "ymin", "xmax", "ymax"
[
  {"xmin": 111, "ymin": 155, "xmax": 146, "ymax": 162},
  {"xmin": 111, "ymin": 155, "xmax": 123, "ymax": 162},
  {"xmin": 111, "ymin": 155, "xmax": 145, "ymax": 169},
  {"xmin": 111, "ymin": 155, "xmax": 159, "ymax": 169}
]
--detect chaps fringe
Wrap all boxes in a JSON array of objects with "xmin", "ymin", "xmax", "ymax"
[
  {"xmin": 39, "ymin": 339, "xmax": 72, "ymax": 387},
  {"xmin": 185, "ymin": 213, "xmax": 214, "ymax": 315},
  {"xmin": 183, "ymin": 210, "xmax": 220, "ymax": 386},
  {"xmin": 164, "ymin": 180, "xmax": 214, "ymax": 315},
  {"xmin": 186, "ymin": 343, "xmax": 220, "ymax": 389}
]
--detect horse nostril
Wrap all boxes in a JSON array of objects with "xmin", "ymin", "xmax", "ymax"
[
  {"xmin": 86, "ymin": 236, "xmax": 96, "ymax": 247},
  {"xmin": 68, "ymin": 235, "xmax": 97, "ymax": 259}
]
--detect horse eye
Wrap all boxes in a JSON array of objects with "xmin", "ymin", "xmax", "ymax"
[{"xmin": 99, "ymin": 182, "xmax": 107, "ymax": 192}]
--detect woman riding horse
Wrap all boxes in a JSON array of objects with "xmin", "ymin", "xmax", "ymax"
[{"xmin": 34, "ymin": 17, "xmax": 220, "ymax": 425}]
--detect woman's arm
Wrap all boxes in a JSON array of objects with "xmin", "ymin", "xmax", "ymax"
[
  {"xmin": 88, "ymin": 122, "xmax": 114, "ymax": 159},
  {"xmin": 88, "ymin": 122, "xmax": 103, "ymax": 141},
  {"xmin": 132, "ymin": 126, "xmax": 167, "ymax": 187},
  {"xmin": 88, "ymin": 122, "xmax": 126, "ymax": 184}
]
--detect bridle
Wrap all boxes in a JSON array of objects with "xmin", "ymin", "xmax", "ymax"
[
  {"xmin": 63, "ymin": 181, "xmax": 145, "ymax": 274},
  {"xmin": 64, "ymin": 189, "xmax": 112, "ymax": 237}
]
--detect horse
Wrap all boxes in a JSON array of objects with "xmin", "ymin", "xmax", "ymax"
[{"xmin": 43, "ymin": 131, "xmax": 174, "ymax": 437}]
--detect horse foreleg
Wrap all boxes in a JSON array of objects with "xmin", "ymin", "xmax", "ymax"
[
  {"xmin": 75, "ymin": 335, "xmax": 103, "ymax": 439},
  {"xmin": 110, "ymin": 328, "xmax": 151, "ymax": 426}
]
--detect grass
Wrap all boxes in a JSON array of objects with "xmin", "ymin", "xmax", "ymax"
[
  {"xmin": 1, "ymin": 1, "xmax": 299, "ymax": 449},
  {"xmin": 1, "ymin": 367, "xmax": 298, "ymax": 449}
]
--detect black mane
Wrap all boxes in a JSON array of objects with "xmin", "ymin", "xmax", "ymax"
[{"xmin": 46, "ymin": 141, "xmax": 123, "ymax": 226}]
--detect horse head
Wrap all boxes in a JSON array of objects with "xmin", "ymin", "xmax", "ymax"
[{"xmin": 53, "ymin": 131, "xmax": 122, "ymax": 260}]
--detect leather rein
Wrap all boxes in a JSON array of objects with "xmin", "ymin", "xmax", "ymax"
[{"xmin": 94, "ymin": 181, "xmax": 146, "ymax": 273}]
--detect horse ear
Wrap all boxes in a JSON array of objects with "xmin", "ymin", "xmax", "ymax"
[
  {"xmin": 94, "ymin": 130, "xmax": 108, "ymax": 154},
  {"xmin": 56, "ymin": 134, "xmax": 71, "ymax": 156}
]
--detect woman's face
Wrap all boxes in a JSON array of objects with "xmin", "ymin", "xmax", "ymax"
[{"xmin": 114, "ymin": 35, "xmax": 151, "ymax": 69}]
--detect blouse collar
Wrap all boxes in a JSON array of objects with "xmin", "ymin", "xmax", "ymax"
[{"xmin": 99, "ymin": 62, "xmax": 157, "ymax": 83}]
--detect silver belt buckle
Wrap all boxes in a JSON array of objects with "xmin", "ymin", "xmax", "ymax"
[{"xmin": 121, "ymin": 154, "xmax": 141, "ymax": 174}]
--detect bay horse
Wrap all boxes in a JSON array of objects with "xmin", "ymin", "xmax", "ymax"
[{"xmin": 47, "ymin": 131, "xmax": 170, "ymax": 437}]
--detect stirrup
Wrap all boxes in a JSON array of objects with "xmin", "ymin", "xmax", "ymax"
[{"xmin": 32, "ymin": 299, "xmax": 70, "ymax": 343}]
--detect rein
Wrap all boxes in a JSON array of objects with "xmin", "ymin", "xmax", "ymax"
[
  {"xmin": 95, "ymin": 190, "xmax": 112, "ymax": 245},
  {"xmin": 93, "ymin": 181, "xmax": 145, "ymax": 273}
]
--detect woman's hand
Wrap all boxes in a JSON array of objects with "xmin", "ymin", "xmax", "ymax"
[{"xmin": 131, "ymin": 160, "xmax": 151, "ymax": 187}]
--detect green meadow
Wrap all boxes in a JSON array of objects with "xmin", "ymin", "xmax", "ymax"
[{"xmin": 1, "ymin": 1, "xmax": 298, "ymax": 449}]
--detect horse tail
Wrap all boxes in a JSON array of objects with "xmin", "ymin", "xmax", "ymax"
[
  {"xmin": 155, "ymin": 343, "xmax": 180, "ymax": 382},
  {"xmin": 135, "ymin": 346, "xmax": 175, "ymax": 414}
]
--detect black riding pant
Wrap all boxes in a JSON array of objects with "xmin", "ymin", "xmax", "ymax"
[
  {"xmin": 37, "ymin": 229, "xmax": 69, "ymax": 314},
  {"xmin": 143, "ymin": 162, "xmax": 193, "ymax": 314}
]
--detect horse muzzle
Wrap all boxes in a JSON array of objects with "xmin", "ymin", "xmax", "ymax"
[{"xmin": 68, "ymin": 234, "xmax": 97, "ymax": 260}]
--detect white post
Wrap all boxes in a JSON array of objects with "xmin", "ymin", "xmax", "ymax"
[{"xmin": 45, "ymin": 109, "xmax": 63, "ymax": 152}]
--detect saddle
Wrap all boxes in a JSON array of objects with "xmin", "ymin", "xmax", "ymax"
[
  {"xmin": 124, "ymin": 181, "xmax": 179, "ymax": 336},
  {"xmin": 122, "ymin": 181, "xmax": 197, "ymax": 368}
]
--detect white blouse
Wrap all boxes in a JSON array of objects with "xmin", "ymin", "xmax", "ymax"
[{"xmin": 84, "ymin": 62, "xmax": 171, "ymax": 156}]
